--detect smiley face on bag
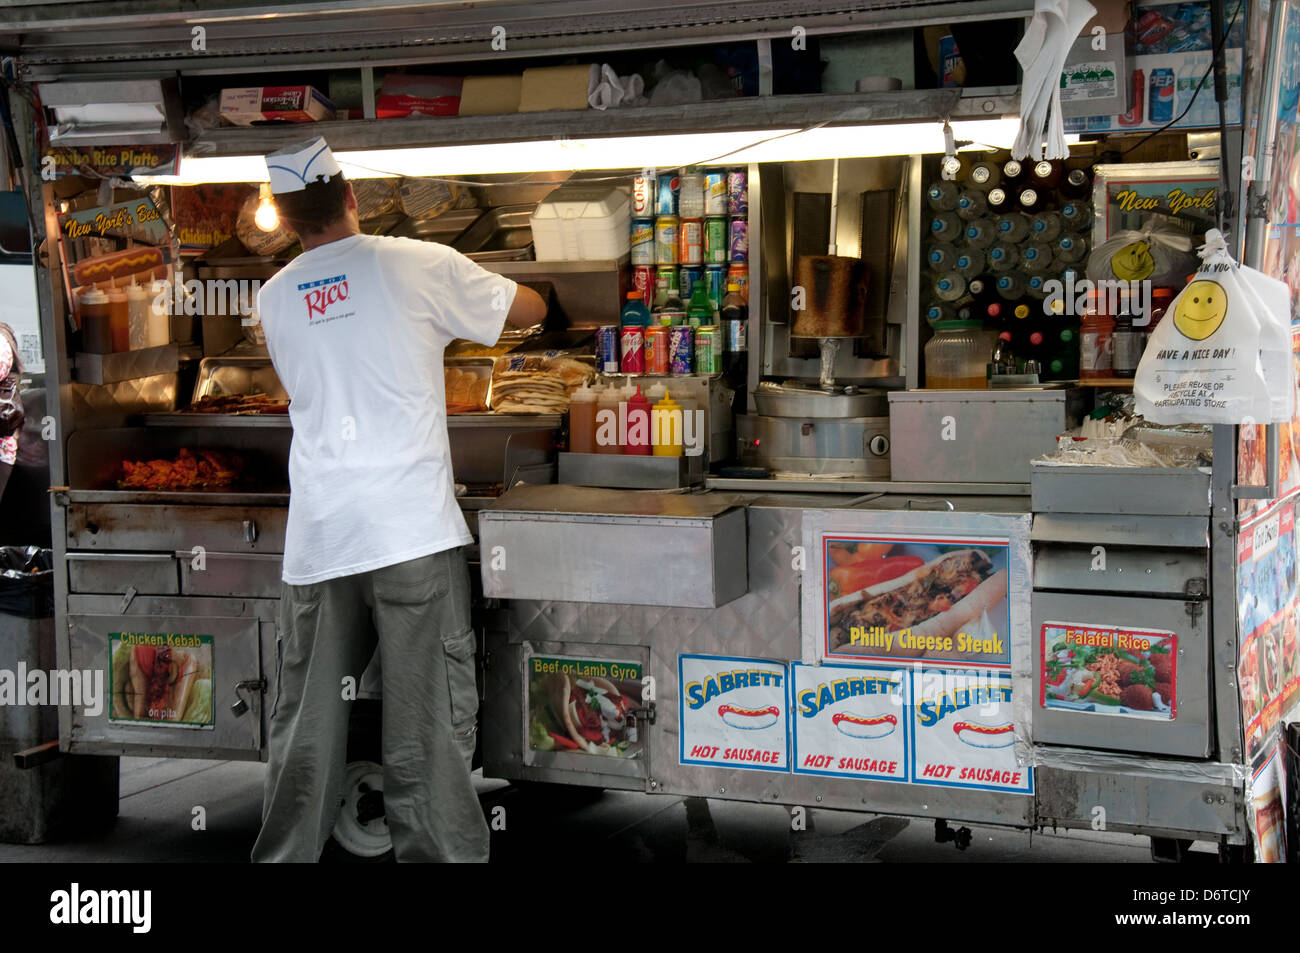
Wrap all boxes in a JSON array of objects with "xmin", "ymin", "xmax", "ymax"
[{"xmin": 1172, "ymin": 279, "xmax": 1229, "ymax": 341}]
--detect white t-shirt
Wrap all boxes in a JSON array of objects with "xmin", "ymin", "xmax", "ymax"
[{"xmin": 258, "ymin": 233, "xmax": 515, "ymax": 584}]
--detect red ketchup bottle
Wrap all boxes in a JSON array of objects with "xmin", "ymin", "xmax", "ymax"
[{"xmin": 625, "ymin": 385, "xmax": 652, "ymax": 455}]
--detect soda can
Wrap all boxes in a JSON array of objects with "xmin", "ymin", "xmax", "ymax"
[
  {"xmin": 727, "ymin": 263, "xmax": 749, "ymax": 300},
  {"xmin": 669, "ymin": 325, "xmax": 694, "ymax": 375},
  {"xmin": 630, "ymin": 218, "xmax": 655, "ymax": 265},
  {"xmin": 705, "ymin": 172, "xmax": 728, "ymax": 216},
  {"xmin": 727, "ymin": 169, "xmax": 748, "ymax": 217},
  {"xmin": 695, "ymin": 325, "xmax": 721, "ymax": 375},
  {"xmin": 620, "ymin": 326, "xmax": 645, "ymax": 374},
  {"xmin": 1148, "ymin": 68, "xmax": 1175, "ymax": 124},
  {"xmin": 728, "ymin": 218, "xmax": 748, "ymax": 261},
  {"xmin": 655, "ymin": 216, "xmax": 679, "ymax": 265},
  {"xmin": 595, "ymin": 325, "xmax": 620, "ymax": 374},
  {"xmin": 706, "ymin": 264, "xmax": 727, "ymax": 309},
  {"xmin": 680, "ymin": 265, "xmax": 704, "ymax": 301},
  {"xmin": 678, "ymin": 217, "xmax": 704, "ymax": 265},
  {"xmin": 656, "ymin": 265, "xmax": 680, "ymax": 297},
  {"xmin": 657, "ymin": 308, "xmax": 686, "ymax": 326},
  {"xmin": 656, "ymin": 174, "xmax": 680, "ymax": 216},
  {"xmin": 631, "ymin": 173, "xmax": 656, "ymax": 217},
  {"xmin": 704, "ymin": 217, "xmax": 728, "ymax": 264},
  {"xmin": 632, "ymin": 265, "xmax": 655, "ymax": 306},
  {"xmin": 646, "ymin": 325, "xmax": 670, "ymax": 374}
]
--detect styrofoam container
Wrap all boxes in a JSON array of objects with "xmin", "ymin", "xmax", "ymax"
[{"xmin": 531, "ymin": 185, "xmax": 631, "ymax": 261}]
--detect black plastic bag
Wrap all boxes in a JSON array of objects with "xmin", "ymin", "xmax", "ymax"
[{"xmin": 0, "ymin": 546, "xmax": 54, "ymax": 618}]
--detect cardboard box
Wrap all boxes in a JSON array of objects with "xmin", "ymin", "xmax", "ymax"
[
  {"xmin": 1086, "ymin": 0, "xmax": 1133, "ymax": 35},
  {"xmin": 518, "ymin": 64, "xmax": 597, "ymax": 112},
  {"xmin": 375, "ymin": 74, "xmax": 462, "ymax": 118},
  {"xmin": 219, "ymin": 86, "xmax": 335, "ymax": 124},
  {"xmin": 459, "ymin": 75, "xmax": 522, "ymax": 116},
  {"xmin": 1060, "ymin": 31, "xmax": 1131, "ymax": 117}
]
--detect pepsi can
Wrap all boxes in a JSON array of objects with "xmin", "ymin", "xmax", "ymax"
[
  {"xmin": 595, "ymin": 325, "xmax": 620, "ymax": 374},
  {"xmin": 1149, "ymin": 68, "xmax": 1175, "ymax": 124},
  {"xmin": 656, "ymin": 174, "xmax": 680, "ymax": 216},
  {"xmin": 680, "ymin": 265, "xmax": 704, "ymax": 301}
]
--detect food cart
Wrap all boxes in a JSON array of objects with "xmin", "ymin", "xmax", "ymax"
[{"xmin": 3, "ymin": 0, "xmax": 1295, "ymax": 861}]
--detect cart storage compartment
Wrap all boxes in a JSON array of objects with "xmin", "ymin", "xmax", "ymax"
[
  {"xmin": 1030, "ymin": 468, "xmax": 1212, "ymax": 758},
  {"xmin": 479, "ymin": 485, "xmax": 747, "ymax": 608}
]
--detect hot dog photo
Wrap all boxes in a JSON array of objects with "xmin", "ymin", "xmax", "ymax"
[
  {"xmin": 57, "ymin": 195, "xmax": 174, "ymax": 327},
  {"xmin": 824, "ymin": 536, "xmax": 1010, "ymax": 665},
  {"xmin": 109, "ymin": 635, "xmax": 213, "ymax": 726},
  {"xmin": 952, "ymin": 720, "xmax": 1014, "ymax": 748},
  {"xmin": 718, "ymin": 704, "xmax": 780, "ymax": 730},
  {"xmin": 832, "ymin": 712, "xmax": 897, "ymax": 740},
  {"xmin": 527, "ymin": 655, "xmax": 643, "ymax": 759}
]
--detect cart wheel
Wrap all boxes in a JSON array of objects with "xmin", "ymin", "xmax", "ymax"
[{"xmin": 324, "ymin": 703, "xmax": 394, "ymax": 863}]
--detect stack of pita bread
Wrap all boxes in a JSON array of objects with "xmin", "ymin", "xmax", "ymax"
[{"xmin": 490, "ymin": 371, "xmax": 569, "ymax": 414}]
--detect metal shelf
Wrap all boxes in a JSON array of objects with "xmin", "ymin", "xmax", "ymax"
[
  {"xmin": 142, "ymin": 412, "xmax": 563, "ymax": 429},
  {"xmin": 193, "ymin": 88, "xmax": 1019, "ymax": 156}
]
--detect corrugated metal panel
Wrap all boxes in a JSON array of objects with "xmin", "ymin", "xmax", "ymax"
[{"xmin": 6, "ymin": 0, "xmax": 1032, "ymax": 77}]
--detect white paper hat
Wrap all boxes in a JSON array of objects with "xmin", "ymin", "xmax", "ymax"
[{"xmin": 265, "ymin": 137, "xmax": 343, "ymax": 194}]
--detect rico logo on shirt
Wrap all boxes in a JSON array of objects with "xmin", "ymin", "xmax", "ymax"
[{"xmin": 298, "ymin": 274, "xmax": 349, "ymax": 320}]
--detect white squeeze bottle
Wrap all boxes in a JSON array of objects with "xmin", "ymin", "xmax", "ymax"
[
  {"xmin": 126, "ymin": 282, "xmax": 150, "ymax": 350},
  {"xmin": 595, "ymin": 382, "xmax": 621, "ymax": 454}
]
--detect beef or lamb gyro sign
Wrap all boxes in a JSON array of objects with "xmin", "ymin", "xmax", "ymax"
[{"xmin": 822, "ymin": 535, "xmax": 1011, "ymax": 666}]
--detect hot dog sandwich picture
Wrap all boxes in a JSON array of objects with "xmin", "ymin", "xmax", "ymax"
[
  {"xmin": 952, "ymin": 720, "xmax": 1015, "ymax": 749},
  {"xmin": 829, "ymin": 548, "xmax": 1008, "ymax": 655},
  {"xmin": 529, "ymin": 673, "xmax": 638, "ymax": 757},
  {"xmin": 831, "ymin": 712, "xmax": 897, "ymax": 740},
  {"xmin": 717, "ymin": 704, "xmax": 780, "ymax": 730},
  {"xmin": 110, "ymin": 641, "xmax": 212, "ymax": 724}
]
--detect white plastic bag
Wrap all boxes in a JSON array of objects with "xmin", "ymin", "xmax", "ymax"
[
  {"xmin": 1134, "ymin": 230, "xmax": 1272, "ymax": 424},
  {"xmin": 1086, "ymin": 222, "xmax": 1199, "ymax": 287}
]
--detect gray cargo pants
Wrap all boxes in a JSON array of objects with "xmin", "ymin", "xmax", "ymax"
[{"xmin": 251, "ymin": 547, "xmax": 489, "ymax": 862}]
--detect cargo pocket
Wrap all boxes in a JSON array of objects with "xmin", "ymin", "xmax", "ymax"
[{"xmin": 441, "ymin": 626, "xmax": 479, "ymax": 768}]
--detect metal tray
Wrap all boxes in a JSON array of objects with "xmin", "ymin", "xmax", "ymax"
[
  {"xmin": 191, "ymin": 356, "xmax": 287, "ymax": 403},
  {"xmin": 388, "ymin": 207, "xmax": 483, "ymax": 245},
  {"xmin": 454, "ymin": 204, "xmax": 534, "ymax": 260}
]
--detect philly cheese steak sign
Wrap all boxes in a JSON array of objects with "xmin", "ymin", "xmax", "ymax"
[{"xmin": 679, "ymin": 654, "xmax": 788, "ymax": 771}]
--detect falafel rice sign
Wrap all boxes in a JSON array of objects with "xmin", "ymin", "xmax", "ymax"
[{"xmin": 1040, "ymin": 623, "xmax": 1177, "ymax": 720}]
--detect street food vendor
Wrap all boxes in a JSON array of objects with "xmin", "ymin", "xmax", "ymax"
[{"xmin": 250, "ymin": 138, "xmax": 546, "ymax": 863}]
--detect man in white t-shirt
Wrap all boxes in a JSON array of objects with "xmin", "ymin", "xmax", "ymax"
[{"xmin": 250, "ymin": 138, "xmax": 545, "ymax": 862}]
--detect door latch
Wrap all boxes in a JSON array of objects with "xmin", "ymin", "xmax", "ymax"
[
  {"xmin": 242, "ymin": 519, "xmax": 258, "ymax": 543},
  {"xmin": 118, "ymin": 585, "xmax": 138, "ymax": 614},
  {"xmin": 231, "ymin": 677, "xmax": 268, "ymax": 717}
]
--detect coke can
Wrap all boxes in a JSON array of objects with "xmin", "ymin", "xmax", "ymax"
[
  {"xmin": 704, "ymin": 217, "xmax": 728, "ymax": 264},
  {"xmin": 669, "ymin": 325, "xmax": 694, "ymax": 375},
  {"xmin": 694, "ymin": 325, "xmax": 721, "ymax": 375},
  {"xmin": 656, "ymin": 265, "xmax": 680, "ymax": 297},
  {"xmin": 727, "ymin": 169, "xmax": 748, "ymax": 217},
  {"xmin": 705, "ymin": 264, "xmax": 727, "ymax": 309},
  {"xmin": 656, "ymin": 174, "xmax": 680, "ymax": 216},
  {"xmin": 727, "ymin": 262, "xmax": 748, "ymax": 300},
  {"xmin": 678, "ymin": 217, "xmax": 704, "ymax": 265},
  {"xmin": 620, "ymin": 326, "xmax": 645, "ymax": 374},
  {"xmin": 632, "ymin": 265, "xmax": 655, "ymax": 306},
  {"xmin": 704, "ymin": 172, "xmax": 728, "ymax": 216},
  {"xmin": 1119, "ymin": 68, "xmax": 1144, "ymax": 126},
  {"xmin": 679, "ymin": 265, "xmax": 704, "ymax": 302},
  {"xmin": 655, "ymin": 216, "xmax": 679, "ymax": 265},
  {"xmin": 595, "ymin": 325, "xmax": 620, "ymax": 374},
  {"xmin": 646, "ymin": 325, "xmax": 670, "ymax": 374},
  {"xmin": 728, "ymin": 218, "xmax": 748, "ymax": 261},
  {"xmin": 632, "ymin": 173, "xmax": 656, "ymax": 217},
  {"xmin": 1148, "ymin": 68, "xmax": 1175, "ymax": 124},
  {"xmin": 630, "ymin": 218, "xmax": 655, "ymax": 266}
]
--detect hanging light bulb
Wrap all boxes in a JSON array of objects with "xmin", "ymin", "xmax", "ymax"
[{"xmin": 254, "ymin": 184, "xmax": 279, "ymax": 231}]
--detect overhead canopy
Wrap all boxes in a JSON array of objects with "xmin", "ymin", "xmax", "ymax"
[{"xmin": 2, "ymin": 0, "xmax": 1034, "ymax": 78}]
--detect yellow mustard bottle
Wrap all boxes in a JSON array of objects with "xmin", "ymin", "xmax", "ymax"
[{"xmin": 652, "ymin": 389, "xmax": 684, "ymax": 457}]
